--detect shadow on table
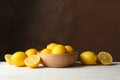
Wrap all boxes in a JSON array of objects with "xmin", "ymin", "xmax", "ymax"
[
  {"xmin": 110, "ymin": 63, "xmax": 119, "ymax": 66},
  {"xmin": 68, "ymin": 62, "xmax": 119, "ymax": 68},
  {"xmin": 34, "ymin": 62, "xmax": 119, "ymax": 69},
  {"xmin": 68, "ymin": 62, "xmax": 85, "ymax": 68}
]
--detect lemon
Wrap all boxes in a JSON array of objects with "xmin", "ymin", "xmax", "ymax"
[
  {"xmin": 4, "ymin": 54, "xmax": 12, "ymax": 64},
  {"xmin": 24, "ymin": 55, "xmax": 40, "ymax": 68},
  {"xmin": 40, "ymin": 48, "xmax": 51, "ymax": 54},
  {"xmin": 65, "ymin": 45, "xmax": 74, "ymax": 53},
  {"xmin": 11, "ymin": 51, "xmax": 27, "ymax": 67},
  {"xmin": 52, "ymin": 44, "xmax": 68, "ymax": 54},
  {"xmin": 47, "ymin": 43, "xmax": 57, "ymax": 50},
  {"xmin": 97, "ymin": 51, "xmax": 113, "ymax": 65},
  {"xmin": 80, "ymin": 51, "xmax": 97, "ymax": 65},
  {"xmin": 25, "ymin": 48, "xmax": 38, "ymax": 56}
]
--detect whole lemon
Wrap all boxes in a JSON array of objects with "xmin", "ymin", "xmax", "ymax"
[
  {"xmin": 65, "ymin": 45, "xmax": 74, "ymax": 53},
  {"xmin": 11, "ymin": 51, "xmax": 27, "ymax": 67},
  {"xmin": 52, "ymin": 44, "xmax": 68, "ymax": 54},
  {"xmin": 47, "ymin": 43, "xmax": 57, "ymax": 50},
  {"xmin": 25, "ymin": 48, "xmax": 38, "ymax": 56},
  {"xmin": 80, "ymin": 51, "xmax": 97, "ymax": 65},
  {"xmin": 40, "ymin": 48, "xmax": 51, "ymax": 54}
]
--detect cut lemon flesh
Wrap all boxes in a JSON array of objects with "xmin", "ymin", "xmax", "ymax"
[
  {"xmin": 24, "ymin": 55, "xmax": 40, "ymax": 68},
  {"xmin": 98, "ymin": 51, "xmax": 113, "ymax": 65},
  {"xmin": 4, "ymin": 54, "xmax": 13, "ymax": 64}
]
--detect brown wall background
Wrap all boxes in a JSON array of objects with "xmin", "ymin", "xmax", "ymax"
[{"xmin": 0, "ymin": 0, "xmax": 120, "ymax": 61}]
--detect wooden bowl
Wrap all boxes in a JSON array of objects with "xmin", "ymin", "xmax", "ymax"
[{"xmin": 38, "ymin": 52, "xmax": 78, "ymax": 68}]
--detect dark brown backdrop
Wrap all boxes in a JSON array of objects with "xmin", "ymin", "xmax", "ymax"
[{"xmin": 0, "ymin": 0, "xmax": 120, "ymax": 61}]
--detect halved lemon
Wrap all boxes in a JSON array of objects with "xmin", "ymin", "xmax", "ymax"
[
  {"xmin": 97, "ymin": 51, "xmax": 113, "ymax": 65},
  {"xmin": 4, "ymin": 54, "xmax": 12, "ymax": 64},
  {"xmin": 24, "ymin": 55, "xmax": 40, "ymax": 68}
]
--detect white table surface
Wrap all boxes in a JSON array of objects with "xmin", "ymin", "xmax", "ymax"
[{"xmin": 0, "ymin": 61, "xmax": 120, "ymax": 80}]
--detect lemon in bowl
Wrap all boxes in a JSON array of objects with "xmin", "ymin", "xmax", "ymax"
[
  {"xmin": 51, "ymin": 44, "xmax": 68, "ymax": 54},
  {"xmin": 47, "ymin": 43, "xmax": 57, "ymax": 50}
]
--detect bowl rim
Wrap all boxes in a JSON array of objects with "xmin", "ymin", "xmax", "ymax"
[{"xmin": 38, "ymin": 51, "xmax": 78, "ymax": 56}]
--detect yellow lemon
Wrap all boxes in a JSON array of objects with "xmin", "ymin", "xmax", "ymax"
[
  {"xmin": 47, "ymin": 43, "xmax": 57, "ymax": 50},
  {"xmin": 11, "ymin": 51, "xmax": 27, "ymax": 67},
  {"xmin": 40, "ymin": 48, "xmax": 51, "ymax": 54},
  {"xmin": 52, "ymin": 44, "xmax": 68, "ymax": 54},
  {"xmin": 80, "ymin": 51, "xmax": 97, "ymax": 65},
  {"xmin": 25, "ymin": 48, "xmax": 38, "ymax": 56},
  {"xmin": 4, "ymin": 54, "xmax": 12, "ymax": 64},
  {"xmin": 97, "ymin": 51, "xmax": 113, "ymax": 65},
  {"xmin": 24, "ymin": 55, "xmax": 40, "ymax": 68},
  {"xmin": 65, "ymin": 45, "xmax": 74, "ymax": 53}
]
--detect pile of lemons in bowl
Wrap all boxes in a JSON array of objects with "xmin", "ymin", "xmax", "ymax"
[
  {"xmin": 38, "ymin": 43, "xmax": 78, "ymax": 68},
  {"xmin": 40, "ymin": 43, "xmax": 75, "ymax": 54}
]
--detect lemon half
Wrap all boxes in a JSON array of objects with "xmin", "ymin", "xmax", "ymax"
[
  {"xmin": 4, "ymin": 54, "xmax": 12, "ymax": 64},
  {"xmin": 97, "ymin": 51, "xmax": 113, "ymax": 65},
  {"xmin": 24, "ymin": 55, "xmax": 40, "ymax": 68}
]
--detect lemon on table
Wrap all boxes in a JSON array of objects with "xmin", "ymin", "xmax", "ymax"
[
  {"xmin": 47, "ymin": 43, "xmax": 57, "ymax": 50},
  {"xmin": 40, "ymin": 48, "xmax": 51, "ymax": 54},
  {"xmin": 4, "ymin": 54, "xmax": 12, "ymax": 64},
  {"xmin": 97, "ymin": 51, "xmax": 113, "ymax": 65},
  {"xmin": 80, "ymin": 51, "xmax": 97, "ymax": 65},
  {"xmin": 65, "ymin": 45, "xmax": 74, "ymax": 53},
  {"xmin": 25, "ymin": 48, "xmax": 38, "ymax": 56},
  {"xmin": 11, "ymin": 51, "xmax": 27, "ymax": 67},
  {"xmin": 24, "ymin": 55, "xmax": 40, "ymax": 68},
  {"xmin": 52, "ymin": 44, "xmax": 68, "ymax": 54}
]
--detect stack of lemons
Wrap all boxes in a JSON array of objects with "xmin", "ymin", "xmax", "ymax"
[
  {"xmin": 4, "ymin": 48, "xmax": 40, "ymax": 68},
  {"xmin": 40, "ymin": 43, "xmax": 75, "ymax": 54}
]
